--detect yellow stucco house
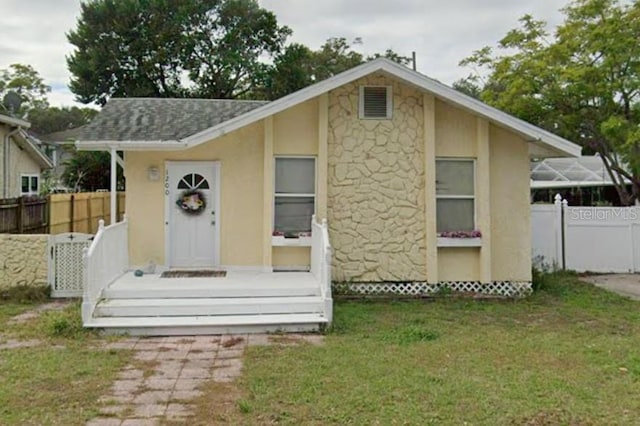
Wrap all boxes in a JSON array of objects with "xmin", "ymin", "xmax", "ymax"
[
  {"xmin": 77, "ymin": 59, "xmax": 580, "ymax": 335},
  {"xmin": 1, "ymin": 113, "xmax": 53, "ymax": 198}
]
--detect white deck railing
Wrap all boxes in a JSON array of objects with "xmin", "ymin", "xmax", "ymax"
[
  {"xmin": 311, "ymin": 215, "xmax": 333, "ymax": 324},
  {"xmin": 81, "ymin": 217, "xmax": 129, "ymax": 324}
]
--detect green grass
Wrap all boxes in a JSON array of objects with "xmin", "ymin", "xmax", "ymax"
[
  {"xmin": 220, "ymin": 273, "xmax": 640, "ymax": 425},
  {"xmin": 0, "ymin": 301, "xmax": 133, "ymax": 425}
]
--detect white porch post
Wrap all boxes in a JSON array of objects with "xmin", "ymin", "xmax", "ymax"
[
  {"xmin": 423, "ymin": 93, "xmax": 438, "ymax": 284},
  {"xmin": 476, "ymin": 118, "xmax": 492, "ymax": 284},
  {"xmin": 110, "ymin": 147, "xmax": 117, "ymax": 225},
  {"xmin": 263, "ymin": 117, "xmax": 274, "ymax": 270},
  {"xmin": 317, "ymin": 93, "xmax": 329, "ymax": 221}
]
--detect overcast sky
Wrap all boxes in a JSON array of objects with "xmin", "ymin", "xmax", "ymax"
[{"xmin": 0, "ymin": 0, "xmax": 567, "ymax": 108}]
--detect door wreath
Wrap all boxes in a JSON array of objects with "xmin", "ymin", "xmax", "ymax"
[{"xmin": 176, "ymin": 189, "xmax": 206, "ymax": 215}]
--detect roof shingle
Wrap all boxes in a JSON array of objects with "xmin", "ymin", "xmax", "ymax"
[{"xmin": 79, "ymin": 98, "xmax": 268, "ymax": 142}]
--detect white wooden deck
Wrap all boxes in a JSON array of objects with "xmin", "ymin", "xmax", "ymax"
[{"xmin": 86, "ymin": 270, "xmax": 328, "ymax": 336}]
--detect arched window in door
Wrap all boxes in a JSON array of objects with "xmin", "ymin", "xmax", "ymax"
[{"xmin": 177, "ymin": 173, "xmax": 210, "ymax": 190}]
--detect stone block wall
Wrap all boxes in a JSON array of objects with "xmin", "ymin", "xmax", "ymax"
[
  {"xmin": 0, "ymin": 234, "xmax": 49, "ymax": 289},
  {"xmin": 327, "ymin": 74, "xmax": 427, "ymax": 282}
]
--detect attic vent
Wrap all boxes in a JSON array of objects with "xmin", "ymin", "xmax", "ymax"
[{"xmin": 359, "ymin": 86, "xmax": 392, "ymax": 119}]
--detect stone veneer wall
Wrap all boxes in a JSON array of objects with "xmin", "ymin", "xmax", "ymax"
[
  {"xmin": 328, "ymin": 74, "xmax": 427, "ymax": 282},
  {"xmin": 0, "ymin": 234, "xmax": 49, "ymax": 289}
]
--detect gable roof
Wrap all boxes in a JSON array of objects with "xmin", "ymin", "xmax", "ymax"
[
  {"xmin": 77, "ymin": 58, "xmax": 581, "ymax": 157},
  {"xmin": 79, "ymin": 98, "xmax": 267, "ymax": 145},
  {"xmin": 13, "ymin": 130, "xmax": 54, "ymax": 169},
  {"xmin": 40, "ymin": 125, "xmax": 88, "ymax": 144},
  {"xmin": 0, "ymin": 113, "xmax": 30, "ymax": 129},
  {"xmin": 0, "ymin": 113, "xmax": 51, "ymax": 168}
]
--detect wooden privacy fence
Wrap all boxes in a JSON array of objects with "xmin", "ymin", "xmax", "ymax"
[
  {"xmin": 0, "ymin": 197, "xmax": 49, "ymax": 234},
  {"xmin": 50, "ymin": 192, "xmax": 126, "ymax": 234},
  {"xmin": 0, "ymin": 192, "xmax": 125, "ymax": 235}
]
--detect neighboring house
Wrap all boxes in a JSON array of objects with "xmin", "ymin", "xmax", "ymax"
[
  {"xmin": 531, "ymin": 155, "xmax": 630, "ymax": 206},
  {"xmin": 40, "ymin": 126, "xmax": 86, "ymax": 191},
  {"xmin": 0, "ymin": 113, "xmax": 53, "ymax": 198},
  {"xmin": 76, "ymin": 58, "xmax": 581, "ymax": 334}
]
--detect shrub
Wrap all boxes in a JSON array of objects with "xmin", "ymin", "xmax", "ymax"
[{"xmin": 40, "ymin": 304, "xmax": 87, "ymax": 339}]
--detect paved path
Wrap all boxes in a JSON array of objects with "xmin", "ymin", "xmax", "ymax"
[
  {"xmin": 581, "ymin": 274, "xmax": 640, "ymax": 301},
  {"xmin": 87, "ymin": 333, "xmax": 322, "ymax": 425},
  {"xmin": 1, "ymin": 303, "xmax": 323, "ymax": 425}
]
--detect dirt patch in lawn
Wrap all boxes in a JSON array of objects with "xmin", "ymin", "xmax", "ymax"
[
  {"xmin": 173, "ymin": 381, "xmax": 245, "ymax": 425},
  {"xmin": 7, "ymin": 300, "xmax": 73, "ymax": 324}
]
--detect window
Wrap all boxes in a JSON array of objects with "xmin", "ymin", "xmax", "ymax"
[
  {"xmin": 436, "ymin": 159, "xmax": 475, "ymax": 233},
  {"xmin": 274, "ymin": 157, "xmax": 315, "ymax": 234},
  {"xmin": 177, "ymin": 173, "xmax": 209, "ymax": 190},
  {"xmin": 21, "ymin": 174, "xmax": 40, "ymax": 196},
  {"xmin": 359, "ymin": 86, "xmax": 392, "ymax": 119}
]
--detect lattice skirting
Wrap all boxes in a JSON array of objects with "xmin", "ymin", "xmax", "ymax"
[
  {"xmin": 51, "ymin": 240, "xmax": 91, "ymax": 297},
  {"xmin": 335, "ymin": 281, "xmax": 533, "ymax": 298}
]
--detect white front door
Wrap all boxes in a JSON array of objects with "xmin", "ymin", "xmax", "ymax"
[{"xmin": 166, "ymin": 162, "xmax": 220, "ymax": 268}]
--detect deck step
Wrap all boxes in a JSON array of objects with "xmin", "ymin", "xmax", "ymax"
[
  {"xmin": 102, "ymin": 285, "xmax": 320, "ymax": 299},
  {"xmin": 95, "ymin": 296, "xmax": 324, "ymax": 317},
  {"xmin": 85, "ymin": 313, "xmax": 328, "ymax": 336}
]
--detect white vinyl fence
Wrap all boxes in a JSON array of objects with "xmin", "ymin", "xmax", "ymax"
[{"xmin": 532, "ymin": 195, "xmax": 640, "ymax": 273}]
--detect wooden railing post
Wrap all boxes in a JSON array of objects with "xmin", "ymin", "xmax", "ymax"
[
  {"xmin": 87, "ymin": 193, "xmax": 93, "ymax": 233},
  {"xmin": 70, "ymin": 194, "xmax": 75, "ymax": 233},
  {"xmin": 46, "ymin": 195, "xmax": 51, "ymax": 234},
  {"xmin": 17, "ymin": 196, "xmax": 24, "ymax": 234}
]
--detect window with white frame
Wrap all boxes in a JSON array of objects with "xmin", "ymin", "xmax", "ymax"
[
  {"xmin": 274, "ymin": 157, "xmax": 316, "ymax": 234},
  {"xmin": 21, "ymin": 174, "xmax": 40, "ymax": 196},
  {"xmin": 435, "ymin": 159, "xmax": 475, "ymax": 233},
  {"xmin": 359, "ymin": 86, "xmax": 392, "ymax": 119}
]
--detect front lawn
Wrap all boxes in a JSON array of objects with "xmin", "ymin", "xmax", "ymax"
[
  {"xmin": 206, "ymin": 273, "xmax": 640, "ymax": 424},
  {"xmin": 0, "ymin": 301, "xmax": 132, "ymax": 425}
]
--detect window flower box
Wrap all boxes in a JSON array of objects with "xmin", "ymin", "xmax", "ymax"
[
  {"xmin": 272, "ymin": 231, "xmax": 312, "ymax": 247},
  {"xmin": 437, "ymin": 230, "xmax": 482, "ymax": 247}
]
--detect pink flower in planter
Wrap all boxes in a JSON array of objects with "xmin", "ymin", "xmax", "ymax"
[
  {"xmin": 439, "ymin": 230, "xmax": 482, "ymax": 238},
  {"xmin": 272, "ymin": 231, "xmax": 312, "ymax": 238}
]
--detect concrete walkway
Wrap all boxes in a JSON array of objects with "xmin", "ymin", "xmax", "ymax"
[{"xmin": 581, "ymin": 274, "xmax": 640, "ymax": 301}]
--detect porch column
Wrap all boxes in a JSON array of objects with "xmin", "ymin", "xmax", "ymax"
[
  {"xmin": 110, "ymin": 147, "xmax": 117, "ymax": 225},
  {"xmin": 476, "ymin": 118, "xmax": 492, "ymax": 284},
  {"xmin": 263, "ymin": 117, "xmax": 274, "ymax": 270},
  {"xmin": 317, "ymin": 93, "xmax": 329, "ymax": 221},
  {"xmin": 423, "ymin": 93, "xmax": 438, "ymax": 284}
]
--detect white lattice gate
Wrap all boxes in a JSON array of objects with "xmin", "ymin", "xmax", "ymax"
[{"xmin": 48, "ymin": 233, "xmax": 93, "ymax": 298}]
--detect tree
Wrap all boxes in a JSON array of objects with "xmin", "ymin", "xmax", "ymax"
[
  {"xmin": 452, "ymin": 78, "xmax": 481, "ymax": 99},
  {"xmin": 62, "ymin": 151, "xmax": 124, "ymax": 192},
  {"xmin": 28, "ymin": 106, "xmax": 98, "ymax": 135},
  {"xmin": 264, "ymin": 37, "xmax": 411, "ymax": 100},
  {"xmin": 459, "ymin": 0, "xmax": 640, "ymax": 205},
  {"xmin": 261, "ymin": 43, "xmax": 315, "ymax": 100},
  {"xmin": 182, "ymin": 0, "xmax": 291, "ymax": 99},
  {"xmin": 67, "ymin": 0, "xmax": 291, "ymax": 105},
  {"xmin": 0, "ymin": 63, "xmax": 50, "ymax": 116},
  {"xmin": 367, "ymin": 49, "xmax": 413, "ymax": 67}
]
